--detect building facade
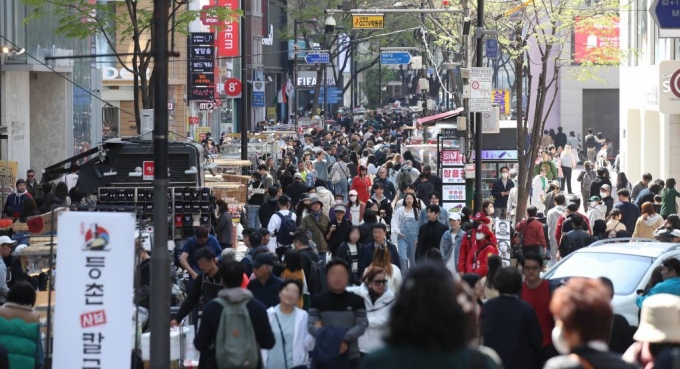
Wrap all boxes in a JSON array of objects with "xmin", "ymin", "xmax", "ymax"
[{"xmin": 618, "ymin": 0, "xmax": 680, "ymax": 182}]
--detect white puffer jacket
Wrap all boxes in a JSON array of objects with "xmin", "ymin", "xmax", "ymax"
[{"xmin": 346, "ymin": 284, "xmax": 395, "ymax": 354}]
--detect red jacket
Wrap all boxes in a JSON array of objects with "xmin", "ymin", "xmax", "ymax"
[
  {"xmin": 516, "ymin": 218, "xmax": 547, "ymax": 248},
  {"xmin": 458, "ymin": 227, "xmax": 498, "ymax": 277},
  {"xmin": 350, "ymin": 175, "xmax": 372, "ymax": 204}
]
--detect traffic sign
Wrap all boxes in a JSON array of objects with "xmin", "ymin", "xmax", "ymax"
[
  {"xmin": 352, "ymin": 15, "xmax": 385, "ymax": 29},
  {"xmin": 469, "ymin": 67, "xmax": 493, "ymax": 112},
  {"xmin": 380, "ymin": 52, "xmax": 412, "ymax": 65},
  {"xmin": 305, "ymin": 53, "xmax": 330, "ymax": 64},
  {"xmin": 224, "ymin": 78, "xmax": 242, "ymax": 97},
  {"xmin": 650, "ymin": 0, "xmax": 680, "ymax": 37},
  {"xmin": 440, "ymin": 128, "xmax": 457, "ymax": 137},
  {"xmin": 485, "ymin": 38, "xmax": 499, "ymax": 59}
]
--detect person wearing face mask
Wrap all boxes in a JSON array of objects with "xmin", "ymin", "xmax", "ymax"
[
  {"xmin": 587, "ymin": 196, "xmax": 607, "ymax": 229},
  {"xmin": 491, "ymin": 166, "xmax": 515, "ymax": 219},
  {"xmin": 544, "ymin": 278, "xmax": 638, "ymax": 369},
  {"xmin": 457, "ymin": 224, "xmax": 498, "ymax": 278},
  {"xmin": 599, "ymin": 184, "xmax": 614, "ymax": 217}
]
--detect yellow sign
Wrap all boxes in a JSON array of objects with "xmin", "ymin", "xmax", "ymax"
[
  {"xmin": 503, "ymin": 0, "xmax": 534, "ymax": 16},
  {"xmin": 352, "ymin": 15, "xmax": 385, "ymax": 29},
  {"xmin": 492, "ymin": 89, "xmax": 511, "ymax": 116}
]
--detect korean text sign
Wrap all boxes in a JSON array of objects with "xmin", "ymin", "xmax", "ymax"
[{"xmin": 53, "ymin": 212, "xmax": 135, "ymax": 369}]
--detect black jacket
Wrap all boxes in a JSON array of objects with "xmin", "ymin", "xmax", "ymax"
[
  {"xmin": 298, "ymin": 246, "xmax": 321, "ymax": 289},
  {"xmin": 544, "ymin": 346, "xmax": 639, "ymax": 369},
  {"xmin": 372, "ymin": 177, "xmax": 397, "ymax": 201},
  {"xmin": 415, "ymin": 182, "xmax": 435, "ymax": 206},
  {"xmin": 358, "ymin": 222, "xmax": 376, "ymax": 246},
  {"xmin": 285, "ymin": 181, "xmax": 311, "ymax": 207},
  {"xmin": 590, "ymin": 177, "xmax": 612, "ymax": 198},
  {"xmin": 358, "ymin": 241, "xmax": 401, "ymax": 277},
  {"xmin": 258, "ymin": 197, "xmax": 279, "ymax": 228},
  {"xmin": 602, "ymin": 196, "xmax": 614, "ymax": 217},
  {"xmin": 481, "ymin": 296, "xmax": 543, "ymax": 369},
  {"xmin": 326, "ymin": 219, "xmax": 353, "ymax": 255},
  {"xmin": 559, "ymin": 229, "xmax": 593, "ymax": 258},
  {"xmin": 335, "ymin": 242, "xmax": 364, "ymax": 285},
  {"xmin": 416, "ymin": 220, "xmax": 448, "ymax": 260},
  {"xmin": 194, "ymin": 290, "xmax": 275, "ymax": 369}
]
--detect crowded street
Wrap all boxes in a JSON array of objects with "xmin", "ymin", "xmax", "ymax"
[{"xmin": 2, "ymin": 0, "xmax": 680, "ymax": 367}]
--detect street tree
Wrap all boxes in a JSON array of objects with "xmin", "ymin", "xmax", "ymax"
[
  {"xmin": 21, "ymin": 0, "xmax": 236, "ymax": 132},
  {"xmin": 483, "ymin": 0, "xmax": 622, "ymax": 222}
]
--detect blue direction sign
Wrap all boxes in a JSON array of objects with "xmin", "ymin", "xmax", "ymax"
[
  {"xmin": 305, "ymin": 53, "xmax": 330, "ymax": 64},
  {"xmin": 650, "ymin": 0, "xmax": 680, "ymax": 30},
  {"xmin": 380, "ymin": 51, "xmax": 412, "ymax": 65},
  {"xmin": 485, "ymin": 38, "xmax": 499, "ymax": 59}
]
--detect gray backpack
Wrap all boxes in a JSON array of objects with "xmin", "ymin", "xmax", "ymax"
[{"xmin": 213, "ymin": 298, "xmax": 259, "ymax": 369}]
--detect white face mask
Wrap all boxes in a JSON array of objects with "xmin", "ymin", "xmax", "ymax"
[
  {"xmin": 589, "ymin": 201, "xmax": 597, "ymax": 207},
  {"xmin": 475, "ymin": 232, "xmax": 485, "ymax": 241},
  {"xmin": 600, "ymin": 192, "xmax": 607, "ymax": 198},
  {"xmin": 551, "ymin": 326, "xmax": 570, "ymax": 354},
  {"xmin": 501, "ymin": 173, "xmax": 509, "ymax": 179}
]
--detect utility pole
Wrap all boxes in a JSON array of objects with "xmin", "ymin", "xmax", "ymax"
[
  {"xmin": 150, "ymin": 0, "xmax": 170, "ymax": 367},
  {"xmin": 293, "ymin": 22, "xmax": 299, "ymax": 125},
  {"xmin": 240, "ymin": 9, "xmax": 248, "ymax": 160},
  {"xmin": 474, "ymin": 0, "xmax": 484, "ymax": 212}
]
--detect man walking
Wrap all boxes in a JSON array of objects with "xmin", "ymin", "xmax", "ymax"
[{"xmin": 491, "ymin": 166, "xmax": 514, "ymax": 219}]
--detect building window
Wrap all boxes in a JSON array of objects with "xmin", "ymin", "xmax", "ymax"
[
  {"xmin": 637, "ymin": 0, "xmax": 647, "ymax": 65},
  {"xmin": 252, "ymin": 0, "xmax": 262, "ymax": 13}
]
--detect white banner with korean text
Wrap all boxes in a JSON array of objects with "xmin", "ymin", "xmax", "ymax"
[{"xmin": 53, "ymin": 212, "xmax": 135, "ymax": 369}]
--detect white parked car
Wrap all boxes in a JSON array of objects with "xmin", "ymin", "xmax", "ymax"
[{"xmin": 542, "ymin": 238, "xmax": 680, "ymax": 326}]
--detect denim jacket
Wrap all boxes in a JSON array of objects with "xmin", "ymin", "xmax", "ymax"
[{"xmin": 440, "ymin": 228, "xmax": 466, "ymax": 266}]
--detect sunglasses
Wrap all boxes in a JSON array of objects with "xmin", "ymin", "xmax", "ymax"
[{"xmin": 372, "ymin": 279, "xmax": 388, "ymax": 286}]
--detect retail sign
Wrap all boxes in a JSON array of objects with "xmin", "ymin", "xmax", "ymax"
[
  {"xmin": 188, "ymin": 60, "xmax": 214, "ymax": 73},
  {"xmin": 199, "ymin": 102, "xmax": 216, "ymax": 110},
  {"xmin": 189, "ymin": 32, "xmax": 215, "ymax": 45},
  {"xmin": 189, "ymin": 116, "xmax": 199, "ymax": 125},
  {"xmin": 352, "ymin": 14, "xmax": 385, "ymax": 29},
  {"xmin": 469, "ymin": 67, "xmax": 493, "ymax": 112},
  {"xmin": 443, "ymin": 185, "xmax": 466, "ymax": 201},
  {"xmin": 216, "ymin": 0, "xmax": 240, "ymax": 57},
  {"xmin": 52, "ymin": 212, "xmax": 135, "ymax": 369},
  {"xmin": 485, "ymin": 38, "xmax": 499, "ymax": 59},
  {"xmin": 440, "ymin": 150, "xmax": 462, "ymax": 165},
  {"xmin": 224, "ymin": 78, "xmax": 243, "ymax": 97},
  {"xmin": 190, "ymin": 45, "xmax": 214, "ymax": 59},
  {"xmin": 442, "ymin": 202, "xmax": 466, "ymax": 214},
  {"xmin": 190, "ymin": 73, "xmax": 215, "ymax": 86},
  {"xmin": 659, "ymin": 60, "xmax": 680, "ymax": 114},
  {"xmin": 471, "ymin": 150, "xmax": 519, "ymax": 161},
  {"xmin": 188, "ymin": 33, "xmax": 216, "ymax": 101},
  {"xmin": 440, "ymin": 128, "xmax": 457, "ymax": 137},
  {"xmin": 102, "ymin": 67, "xmax": 151, "ymax": 81},
  {"xmin": 252, "ymin": 81, "xmax": 265, "ymax": 107},
  {"xmin": 492, "ymin": 90, "xmax": 511, "ymax": 115},
  {"xmin": 200, "ymin": 5, "xmax": 221, "ymax": 25},
  {"xmin": 442, "ymin": 167, "xmax": 466, "ymax": 184},
  {"xmin": 573, "ymin": 16, "xmax": 620, "ymax": 63},
  {"xmin": 142, "ymin": 161, "xmax": 154, "ymax": 180}
]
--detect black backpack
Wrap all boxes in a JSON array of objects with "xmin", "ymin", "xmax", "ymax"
[
  {"xmin": 274, "ymin": 211, "xmax": 297, "ymax": 246},
  {"xmin": 585, "ymin": 134, "xmax": 596, "ymax": 148}
]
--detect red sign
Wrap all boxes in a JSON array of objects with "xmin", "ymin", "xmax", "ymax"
[
  {"xmin": 189, "ymin": 116, "xmax": 199, "ymax": 125},
  {"xmin": 200, "ymin": 5, "xmax": 221, "ymax": 25},
  {"xmin": 224, "ymin": 78, "xmax": 242, "ymax": 97},
  {"xmin": 216, "ymin": 0, "xmax": 240, "ymax": 57},
  {"xmin": 80, "ymin": 309, "xmax": 107, "ymax": 328},
  {"xmin": 143, "ymin": 161, "xmax": 154, "ymax": 181},
  {"xmin": 573, "ymin": 16, "xmax": 620, "ymax": 64},
  {"xmin": 440, "ymin": 150, "xmax": 462, "ymax": 166},
  {"xmin": 442, "ymin": 167, "xmax": 465, "ymax": 184}
]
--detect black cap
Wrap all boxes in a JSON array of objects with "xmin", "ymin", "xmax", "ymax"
[
  {"xmin": 15, "ymin": 179, "xmax": 26, "ymax": 186},
  {"xmin": 252, "ymin": 253, "xmax": 275, "ymax": 268},
  {"xmin": 567, "ymin": 202, "xmax": 579, "ymax": 212}
]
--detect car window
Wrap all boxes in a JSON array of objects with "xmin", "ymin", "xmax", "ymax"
[{"xmin": 546, "ymin": 253, "xmax": 654, "ymax": 295}]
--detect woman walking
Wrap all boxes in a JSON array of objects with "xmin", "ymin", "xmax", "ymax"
[
  {"xmin": 391, "ymin": 193, "xmax": 420, "ymax": 271},
  {"xmin": 559, "ymin": 145, "xmax": 577, "ymax": 194},
  {"xmin": 632, "ymin": 202, "xmax": 664, "ymax": 239},
  {"xmin": 660, "ymin": 178, "xmax": 680, "ymax": 219},
  {"xmin": 351, "ymin": 165, "xmax": 372, "ymax": 204},
  {"xmin": 215, "ymin": 200, "xmax": 233, "ymax": 249},
  {"xmin": 363, "ymin": 245, "xmax": 402, "ymax": 292}
]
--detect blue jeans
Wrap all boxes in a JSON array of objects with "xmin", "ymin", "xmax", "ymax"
[
  {"xmin": 334, "ymin": 178, "xmax": 348, "ymax": 203},
  {"xmin": 398, "ymin": 217, "xmax": 419, "ymax": 272},
  {"xmin": 247, "ymin": 205, "xmax": 261, "ymax": 229}
]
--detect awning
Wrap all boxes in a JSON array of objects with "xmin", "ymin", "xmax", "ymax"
[{"xmin": 416, "ymin": 108, "xmax": 465, "ymax": 126}]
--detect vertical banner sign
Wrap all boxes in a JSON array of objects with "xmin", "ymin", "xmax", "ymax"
[
  {"xmin": 52, "ymin": 212, "xmax": 135, "ymax": 369},
  {"xmin": 217, "ymin": 0, "xmax": 240, "ymax": 57},
  {"xmin": 188, "ymin": 33, "xmax": 216, "ymax": 101},
  {"xmin": 492, "ymin": 90, "xmax": 511, "ymax": 115}
]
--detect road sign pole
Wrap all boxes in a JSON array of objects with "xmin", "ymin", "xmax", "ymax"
[
  {"xmin": 474, "ymin": 0, "xmax": 484, "ymax": 213},
  {"xmin": 379, "ymin": 60, "xmax": 382, "ymax": 108}
]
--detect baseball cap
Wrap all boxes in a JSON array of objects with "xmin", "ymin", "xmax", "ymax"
[
  {"xmin": 0, "ymin": 236, "xmax": 16, "ymax": 245},
  {"xmin": 252, "ymin": 253, "xmax": 275, "ymax": 268},
  {"xmin": 334, "ymin": 204, "xmax": 347, "ymax": 213},
  {"xmin": 601, "ymin": 184, "xmax": 611, "ymax": 191},
  {"xmin": 589, "ymin": 196, "xmax": 601, "ymax": 202},
  {"xmin": 294, "ymin": 173, "xmax": 303, "ymax": 180},
  {"xmin": 310, "ymin": 195, "xmax": 323, "ymax": 205},
  {"xmin": 349, "ymin": 190, "xmax": 358, "ymax": 197},
  {"xmin": 15, "ymin": 179, "xmax": 25, "ymax": 186},
  {"xmin": 448, "ymin": 212, "xmax": 461, "ymax": 221}
]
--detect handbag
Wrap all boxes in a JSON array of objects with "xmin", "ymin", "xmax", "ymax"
[{"xmin": 274, "ymin": 312, "xmax": 308, "ymax": 369}]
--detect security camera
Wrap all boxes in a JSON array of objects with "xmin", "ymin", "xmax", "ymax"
[
  {"xmin": 325, "ymin": 15, "xmax": 336, "ymax": 34},
  {"xmin": 267, "ymin": 76, "xmax": 273, "ymax": 82}
]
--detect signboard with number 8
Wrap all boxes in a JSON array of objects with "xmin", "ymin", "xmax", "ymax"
[{"xmin": 224, "ymin": 78, "xmax": 242, "ymax": 97}]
